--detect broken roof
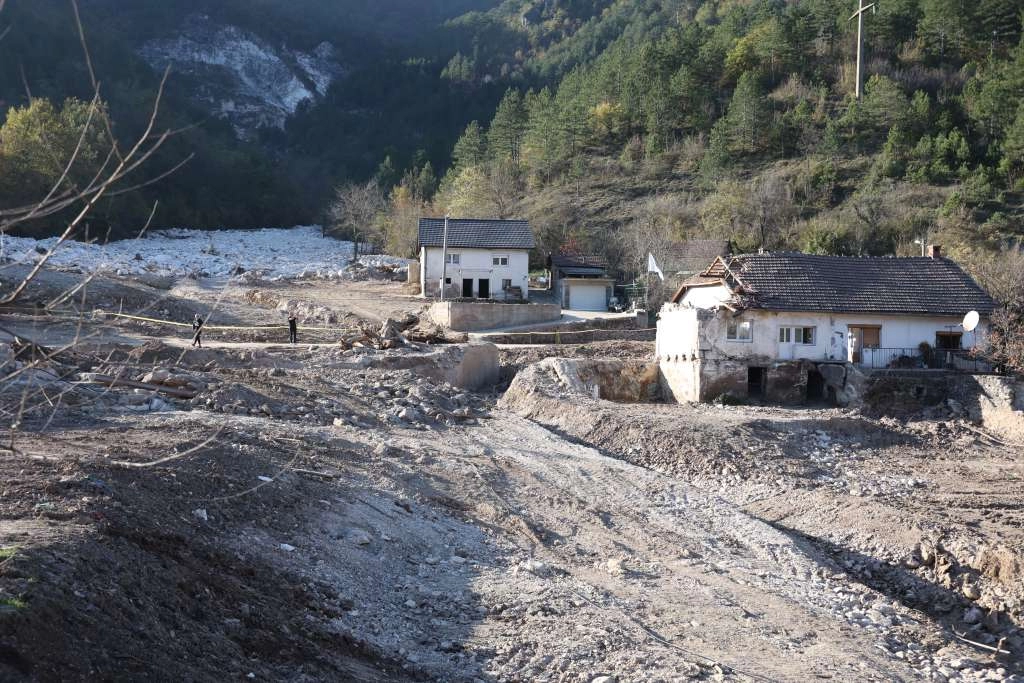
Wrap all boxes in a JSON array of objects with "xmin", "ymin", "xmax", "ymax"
[
  {"xmin": 550, "ymin": 249, "xmax": 608, "ymax": 271},
  {"xmin": 418, "ymin": 218, "xmax": 535, "ymax": 250},
  {"xmin": 672, "ymin": 252, "xmax": 996, "ymax": 317},
  {"xmin": 662, "ymin": 240, "xmax": 732, "ymax": 274}
]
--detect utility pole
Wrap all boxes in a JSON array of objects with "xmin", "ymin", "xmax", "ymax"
[
  {"xmin": 849, "ymin": 0, "xmax": 876, "ymax": 100},
  {"xmin": 439, "ymin": 214, "xmax": 450, "ymax": 301}
]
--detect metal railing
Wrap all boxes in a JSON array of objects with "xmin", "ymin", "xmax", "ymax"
[{"xmin": 859, "ymin": 347, "xmax": 991, "ymax": 373}]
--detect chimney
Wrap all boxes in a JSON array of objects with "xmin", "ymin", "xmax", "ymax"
[{"xmin": 928, "ymin": 244, "xmax": 942, "ymax": 259}]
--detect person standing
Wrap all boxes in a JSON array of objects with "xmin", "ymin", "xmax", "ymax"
[
  {"xmin": 191, "ymin": 313, "xmax": 204, "ymax": 348},
  {"xmin": 288, "ymin": 313, "xmax": 298, "ymax": 344}
]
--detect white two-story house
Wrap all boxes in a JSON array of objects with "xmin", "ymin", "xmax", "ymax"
[
  {"xmin": 418, "ymin": 218, "xmax": 534, "ymax": 300},
  {"xmin": 656, "ymin": 247, "xmax": 997, "ymax": 403}
]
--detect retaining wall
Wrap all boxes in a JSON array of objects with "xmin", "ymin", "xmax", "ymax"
[
  {"xmin": 428, "ymin": 301, "xmax": 560, "ymax": 332},
  {"xmin": 478, "ymin": 327, "xmax": 655, "ymax": 345}
]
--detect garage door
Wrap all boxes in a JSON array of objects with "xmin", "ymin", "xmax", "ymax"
[{"xmin": 568, "ymin": 283, "xmax": 607, "ymax": 311}]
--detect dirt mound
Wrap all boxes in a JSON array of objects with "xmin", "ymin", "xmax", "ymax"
[{"xmin": 0, "ymin": 426, "xmax": 413, "ymax": 682}]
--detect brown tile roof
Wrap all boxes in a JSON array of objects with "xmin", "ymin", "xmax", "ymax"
[
  {"xmin": 550, "ymin": 249, "xmax": 608, "ymax": 269},
  {"xmin": 674, "ymin": 252, "xmax": 996, "ymax": 316}
]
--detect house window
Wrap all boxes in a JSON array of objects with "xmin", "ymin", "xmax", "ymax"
[
  {"xmin": 502, "ymin": 278, "xmax": 512, "ymax": 290},
  {"xmin": 794, "ymin": 327, "xmax": 816, "ymax": 345},
  {"xmin": 779, "ymin": 327, "xmax": 815, "ymax": 344},
  {"xmin": 935, "ymin": 332, "xmax": 962, "ymax": 350},
  {"xmin": 492, "ymin": 255, "xmax": 509, "ymax": 266},
  {"xmin": 727, "ymin": 320, "xmax": 752, "ymax": 342},
  {"xmin": 445, "ymin": 253, "xmax": 460, "ymax": 265}
]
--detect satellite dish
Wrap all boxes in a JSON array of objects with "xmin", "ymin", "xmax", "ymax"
[{"xmin": 962, "ymin": 310, "xmax": 980, "ymax": 332}]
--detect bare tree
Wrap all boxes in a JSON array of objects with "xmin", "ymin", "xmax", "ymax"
[
  {"xmin": 748, "ymin": 173, "xmax": 797, "ymax": 250},
  {"xmin": 966, "ymin": 245, "xmax": 1024, "ymax": 375},
  {"xmin": 328, "ymin": 180, "xmax": 385, "ymax": 257},
  {"xmin": 0, "ymin": 0, "xmax": 194, "ymax": 458},
  {"xmin": 623, "ymin": 195, "xmax": 688, "ymax": 311}
]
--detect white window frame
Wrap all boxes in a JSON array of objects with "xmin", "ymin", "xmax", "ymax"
[
  {"xmin": 778, "ymin": 327, "xmax": 791, "ymax": 343},
  {"xmin": 727, "ymin": 320, "xmax": 753, "ymax": 342},
  {"xmin": 794, "ymin": 326, "xmax": 816, "ymax": 345},
  {"xmin": 492, "ymin": 255, "xmax": 509, "ymax": 266},
  {"xmin": 446, "ymin": 253, "xmax": 460, "ymax": 265}
]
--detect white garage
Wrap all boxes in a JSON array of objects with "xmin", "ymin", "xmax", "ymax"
[{"xmin": 564, "ymin": 278, "xmax": 612, "ymax": 311}]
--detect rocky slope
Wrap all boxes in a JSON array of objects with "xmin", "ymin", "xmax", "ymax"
[{"xmin": 139, "ymin": 14, "xmax": 344, "ymax": 137}]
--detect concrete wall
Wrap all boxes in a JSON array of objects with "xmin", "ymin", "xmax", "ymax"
[
  {"xmin": 420, "ymin": 246, "xmax": 530, "ymax": 300},
  {"xmin": 658, "ymin": 358, "xmax": 701, "ymax": 402},
  {"xmin": 407, "ymin": 260, "xmax": 420, "ymax": 285},
  {"xmin": 427, "ymin": 301, "xmax": 561, "ymax": 332},
  {"xmin": 479, "ymin": 327, "xmax": 655, "ymax": 345}
]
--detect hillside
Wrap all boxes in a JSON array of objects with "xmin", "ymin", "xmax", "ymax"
[
  {"xmin": 404, "ymin": 0, "xmax": 1024, "ymax": 271},
  {"xmin": 2, "ymin": 0, "xmax": 1022, "ymax": 272}
]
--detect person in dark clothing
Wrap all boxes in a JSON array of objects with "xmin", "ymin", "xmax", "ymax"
[
  {"xmin": 288, "ymin": 313, "xmax": 298, "ymax": 344},
  {"xmin": 191, "ymin": 314, "xmax": 204, "ymax": 348}
]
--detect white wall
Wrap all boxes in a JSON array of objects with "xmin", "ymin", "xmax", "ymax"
[
  {"xmin": 656, "ymin": 306, "xmax": 701, "ymax": 360},
  {"xmin": 680, "ymin": 284, "xmax": 732, "ymax": 308},
  {"xmin": 658, "ymin": 301, "xmax": 988, "ymax": 365},
  {"xmin": 420, "ymin": 247, "xmax": 530, "ymax": 299}
]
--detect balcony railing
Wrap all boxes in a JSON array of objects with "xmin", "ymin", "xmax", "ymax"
[{"xmin": 858, "ymin": 347, "xmax": 991, "ymax": 372}]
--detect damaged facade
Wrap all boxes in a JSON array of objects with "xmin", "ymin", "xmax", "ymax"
[{"xmin": 656, "ymin": 248, "xmax": 997, "ymax": 405}]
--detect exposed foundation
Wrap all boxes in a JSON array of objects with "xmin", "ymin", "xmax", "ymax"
[{"xmin": 658, "ymin": 357, "xmax": 864, "ymax": 406}]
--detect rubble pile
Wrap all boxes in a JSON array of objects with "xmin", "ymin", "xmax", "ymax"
[
  {"xmin": 276, "ymin": 299, "xmax": 340, "ymax": 324},
  {"xmin": 338, "ymin": 259, "xmax": 407, "ymax": 282},
  {"xmin": 335, "ymin": 314, "xmax": 463, "ymax": 350},
  {"xmin": 0, "ymin": 342, "xmax": 91, "ymax": 410},
  {"xmin": 243, "ymin": 288, "xmax": 280, "ymax": 307},
  {"xmin": 341, "ymin": 372, "xmax": 492, "ymax": 428}
]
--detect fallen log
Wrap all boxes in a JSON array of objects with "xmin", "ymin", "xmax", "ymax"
[{"xmin": 82, "ymin": 373, "xmax": 198, "ymax": 399}]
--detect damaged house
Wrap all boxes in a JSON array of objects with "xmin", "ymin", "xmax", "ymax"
[{"xmin": 656, "ymin": 247, "xmax": 997, "ymax": 405}]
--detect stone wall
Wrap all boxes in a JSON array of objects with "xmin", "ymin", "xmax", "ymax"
[
  {"xmin": 861, "ymin": 372, "xmax": 1024, "ymax": 437},
  {"xmin": 427, "ymin": 301, "xmax": 561, "ymax": 332}
]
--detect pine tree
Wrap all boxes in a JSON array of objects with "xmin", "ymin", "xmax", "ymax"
[
  {"xmin": 724, "ymin": 72, "xmax": 769, "ymax": 154},
  {"xmin": 1000, "ymin": 103, "xmax": 1024, "ymax": 187},
  {"xmin": 416, "ymin": 162, "xmax": 437, "ymax": 200},
  {"xmin": 522, "ymin": 88, "xmax": 563, "ymax": 182},
  {"xmin": 452, "ymin": 121, "xmax": 487, "ymax": 171},
  {"xmin": 487, "ymin": 90, "xmax": 528, "ymax": 164}
]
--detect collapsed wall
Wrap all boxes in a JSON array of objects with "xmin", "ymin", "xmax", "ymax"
[{"xmin": 971, "ymin": 375, "xmax": 1024, "ymax": 440}]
